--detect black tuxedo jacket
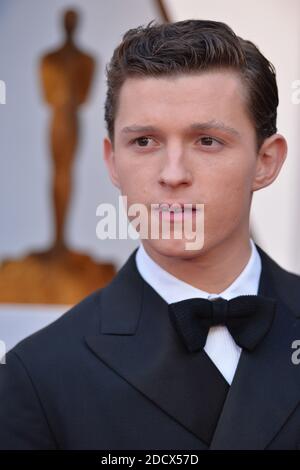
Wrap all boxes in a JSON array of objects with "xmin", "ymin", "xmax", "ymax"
[{"xmin": 0, "ymin": 244, "xmax": 300, "ymax": 450}]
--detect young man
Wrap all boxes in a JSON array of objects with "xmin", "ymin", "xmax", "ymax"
[{"xmin": 0, "ymin": 19, "xmax": 299, "ymax": 450}]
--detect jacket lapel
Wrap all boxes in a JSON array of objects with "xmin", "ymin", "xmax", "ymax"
[
  {"xmin": 85, "ymin": 249, "xmax": 229, "ymax": 445},
  {"xmin": 210, "ymin": 245, "xmax": 300, "ymax": 449}
]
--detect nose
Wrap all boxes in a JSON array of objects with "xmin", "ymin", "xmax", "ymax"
[{"xmin": 158, "ymin": 146, "xmax": 192, "ymax": 189}]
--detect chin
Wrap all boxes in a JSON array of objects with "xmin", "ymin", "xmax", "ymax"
[{"xmin": 143, "ymin": 237, "xmax": 206, "ymax": 260}]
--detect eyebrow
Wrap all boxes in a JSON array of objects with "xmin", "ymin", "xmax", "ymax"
[{"xmin": 121, "ymin": 120, "xmax": 241, "ymax": 138}]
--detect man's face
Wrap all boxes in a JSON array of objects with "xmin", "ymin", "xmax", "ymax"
[{"xmin": 104, "ymin": 71, "xmax": 262, "ymax": 259}]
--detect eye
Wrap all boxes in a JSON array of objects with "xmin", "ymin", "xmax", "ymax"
[
  {"xmin": 132, "ymin": 136, "xmax": 155, "ymax": 147},
  {"xmin": 198, "ymin": 136, "xmax": 222, "ymax": 147}
]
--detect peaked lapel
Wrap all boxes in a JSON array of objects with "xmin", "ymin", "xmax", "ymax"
[
  {"xmin": 85, "ymin": 248, "xmax": 229, "ymax": 445},
  {"xmin": 210, "ymin": 245, "xmax": 300, "ymax": 449}
]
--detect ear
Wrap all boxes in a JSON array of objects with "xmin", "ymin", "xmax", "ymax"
[
  {"xmin": 252, "ymin": 133, "xmax": 288, "ymax": 192},
  {"xmin": 103, "ymin": 137, "xmax": 120, "ymax": 189}
]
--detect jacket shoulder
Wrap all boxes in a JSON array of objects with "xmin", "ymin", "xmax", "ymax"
[
  {"xmin": 257, "ymin": 244, "xmax": 300, "ymax": 317},
  {"xmin": 10, "ymin": 287, "xmax": 103, "ymax": 364}
]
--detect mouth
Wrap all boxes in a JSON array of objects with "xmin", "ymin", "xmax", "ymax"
[
  {"xmin": 150, "ymin": 202, "xmax": 201, "ymax": 224},
  {"xmin": 154, "ymin": 202, "xmax": 199, "ymax": 213}
]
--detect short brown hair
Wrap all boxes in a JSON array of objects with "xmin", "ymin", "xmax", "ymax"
[{"xmin": 104, "ymin": 19, "xmax": 278, "ymax": 149}]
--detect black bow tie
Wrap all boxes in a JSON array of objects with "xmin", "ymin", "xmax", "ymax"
[{"xmin": 168, "ymin": 295, "xmax": 277, "ymax": 353}]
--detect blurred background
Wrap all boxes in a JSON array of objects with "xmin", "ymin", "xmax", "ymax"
[{"xmin": 0, "ymin": 0, "xmax": 299, "ymax": 353}]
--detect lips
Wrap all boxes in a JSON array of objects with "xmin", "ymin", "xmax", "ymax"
[{"xmin": 155, "ymin": 202, "xmax": 198, "ymax": 212}]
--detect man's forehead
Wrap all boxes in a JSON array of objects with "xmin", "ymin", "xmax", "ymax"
[
  {"xmin": 116, "ymin": 71, "xmax": 246, "ymax": 115},
  {"xmin": 119, "ymin": 70, "xmax": 243, "ymax": 94},
  {"xmin": 115, "ymin": 71, "xmax": 248, "ymax": 133}
]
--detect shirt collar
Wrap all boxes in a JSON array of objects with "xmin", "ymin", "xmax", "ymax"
[{"xmin": 135, "ymin": 239, "xmax": 262, "ymax": 304}]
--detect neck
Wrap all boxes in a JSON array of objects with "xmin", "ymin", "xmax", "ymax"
[{"xmin": 142, "ymin": 230, "xmax": 252, "ymax": 294}]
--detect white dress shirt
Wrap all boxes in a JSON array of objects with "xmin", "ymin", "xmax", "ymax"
[{"xmin": 135, "ymin": 239, "xmax": 262, "ymax": 385}]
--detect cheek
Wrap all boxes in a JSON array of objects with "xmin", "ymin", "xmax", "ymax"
[
  {"xmin": 214, "ymin": 156, "xmax": 254, "ymax": 194},
  {"xmin": 116, "ymin": 158, "xmax": 155, "ymax": 193},
  {"xmin": 202, "ymin": 161, "xmax": 254, "ymax": 219},
  {"xmin": 116, "ymin": 166, "xmax": 151, "ymax": 204}
]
